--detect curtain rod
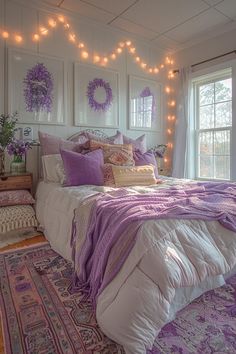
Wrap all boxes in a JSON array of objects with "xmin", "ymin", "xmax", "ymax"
[{"xmin": 173, "ymin": 49, "xmax": 236, "ymax": 74}]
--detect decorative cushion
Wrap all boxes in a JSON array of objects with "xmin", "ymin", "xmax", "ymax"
[
  {"xmin": 60, "ymin": 149, "xmax": 104, "ymax": 186},
  {"xmin": 0, "ymin": 205, "xmax": 38, "ymax": 233},
  {"xmin": 134, "ymin": 150, "xmax": 158, "ymax": 178},
  {"xmin": 90, "ymin": 140, "xmax": 134, "ymax": 166},
  {"xmin": 122, "ymin": 132, "xmax": 147, "ymax": 153},
  {"xmin": 39, "ymin": 131, "xmax": 89, "ymax": 156},
  {"xmin": 103, "ymin": 164, "xmax": 116, "ymax": 187},
  {"xmin": 0, "ymin": 190, "xmax": 35, "ymax": 207},
  {"xmin": 80, "ymin": 130, "xmax": 123, "ymax": 145},
  {"xmin": 112, "ymin": 165, "xmax": 157, "ymax": 187},
  {"xmin": 42, "ymin": 154, "xmax": 65, "ymax": 184}
]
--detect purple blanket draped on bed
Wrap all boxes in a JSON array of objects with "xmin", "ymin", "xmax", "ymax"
[{"xmin": 72, "ymin": 182, "xmax": 236, "ymax": 304}]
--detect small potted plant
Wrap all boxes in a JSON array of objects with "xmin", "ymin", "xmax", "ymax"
[
  {"xmin": 7, "ymin": 139, "xmax": 32, "ymax": 173},
  {"xmin": 0, "ymin": 112, "xmax": 18, "ymax": 175}
]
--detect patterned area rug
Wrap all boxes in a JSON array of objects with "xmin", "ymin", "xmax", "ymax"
[
  {"xmin": 0, "ymin": 229, "xmax": 43, "ymax": 248},
  {"xmin": 0, "ymin": 244, "xmax": 236, "ymax": 354}
]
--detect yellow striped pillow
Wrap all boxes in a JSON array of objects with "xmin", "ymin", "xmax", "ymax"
[{"xmin": 112, "ymin": 165, "xmax": 157, "ymax": 187}]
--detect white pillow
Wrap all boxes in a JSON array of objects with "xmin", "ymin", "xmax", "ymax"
[{"xmin": 42, "ymin": 154, "xmax": 65, "ymax": 184}]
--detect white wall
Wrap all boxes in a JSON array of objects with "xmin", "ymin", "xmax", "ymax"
[
  {"xmin": 175, "ymin": 26, "xmax": 236, "ymax": 69},
  {"xmin": 0, "ymin": 0, "xmax": 172, "ymax": 181}
]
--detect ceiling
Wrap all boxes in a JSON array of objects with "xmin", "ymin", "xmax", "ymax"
[{"xmin": 40, "ymin": 0, "xmax": 236, "ymax": 53}]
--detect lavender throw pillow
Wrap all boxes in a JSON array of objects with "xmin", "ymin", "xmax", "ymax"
[
  {"xmin": 60, "ymin": 149, "xmax": 104, "ymax": 186},
  {"xmin": 39, "ymin": 131, "xmax": 89, "ymax": 156},
  {"xmin": 134, "ymin": 150, "xmax": 158, "ymax": 178},
  {"xmin": 122, "ymin": 133, "xmax": 147, "ymax": 153}
]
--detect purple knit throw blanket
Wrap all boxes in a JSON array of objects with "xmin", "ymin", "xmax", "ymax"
[{"xmin": 73, "ymin": 182, "xmax": 236, "ymax": 304}]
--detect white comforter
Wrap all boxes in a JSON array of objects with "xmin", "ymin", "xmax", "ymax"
[{"xmin": 36, "ymin": 179, "xmax": 236, "ymax": 354}]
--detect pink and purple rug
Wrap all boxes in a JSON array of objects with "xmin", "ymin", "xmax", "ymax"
[{"xmin": 0, "ymin": 244, "xmax": 236, "ymax": 354}]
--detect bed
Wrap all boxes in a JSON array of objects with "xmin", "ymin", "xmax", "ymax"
[{"xmin": 35, "ymin": 131, "xmax": 236, "ymax": 354}]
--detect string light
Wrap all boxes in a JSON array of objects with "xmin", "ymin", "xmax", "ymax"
[
  {"xmin": 0, "ymin": 18, "xmax": 175, "ymax": 79},
  {"xmin": 39, "ymin": 27, "xmax": 48, "ymax": 35},
  {"xmin": 93, "ymin": 55, "xmax": 100, "ymax": 63},
  {"xmin": 165, "ymin": 86, "xmax": 171, "ymax": 93},
  {"xmin": 2, "ymin": 31, "xmax": 9, "ymax": 39},
  {"xmin": 48, "ymin": 18, "xmax": 57, "ymax": 28},
  {"xmin": 33, "ymin": 33, "xmax": 40, "ymax": 41},
  {"xmin": 1, "ymin": 17, "xmax": 177, "ymax": 170},
  {"xmin": 69, "ymin": 33, "xmax": 76, "ymax": 42},
  {"xmin": 116, "ymin": 47, "xmax": 122, "ymax": 54},
  {"xmin": 110, "ymin": 53, "xmax": 116, "ymax": 60},
  {"xmin": 81, "ymin": 51, "xmax": 89, "ymax": 59},
  {"xmin": 58, "ymin": 15, "xmax": 65, "ymax": 23},
  {"xmin": 15, "ymin": 34, "xmax": 23, "ymax": 43},
  {"xmin": 169, "ymin": 100, "xmax": 176, "ymax": 107}
]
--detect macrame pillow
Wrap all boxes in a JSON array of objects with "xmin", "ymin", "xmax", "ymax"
[
  {"xmin": 0, "ymin": 205, "xmax": 38, "ymax": 233},
  {"xmin": 0, "ymin": 190, "xmax": 35, "ymax": 207}
]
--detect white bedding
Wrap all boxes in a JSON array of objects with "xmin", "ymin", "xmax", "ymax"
[{"xmin": 36, "ymin": 179, "xmax": 236, "ymax": 354}]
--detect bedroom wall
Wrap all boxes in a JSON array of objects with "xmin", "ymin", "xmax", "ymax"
[
  {"xmin": 174, "ymin": 26, "xmax": 236, "ymax": 69},
  {"xmin": 0, "ymin": 0, "xmax": 175, "ymax": 183}
]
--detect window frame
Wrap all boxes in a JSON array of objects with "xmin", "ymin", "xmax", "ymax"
[
  {"xmin": 191, "ymin": 66, "xmax": 234, "ymax": 181},
  {"xmin": 194, "ymin": 73, "xmax": 232, "ymax": 180}
]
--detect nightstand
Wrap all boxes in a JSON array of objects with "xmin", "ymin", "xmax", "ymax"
[{"xmin": 0, "ymin": 172, "xmax": 33, "ymax": 194}]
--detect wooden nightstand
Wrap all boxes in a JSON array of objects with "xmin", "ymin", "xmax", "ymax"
[{"xmin": 0, "ymin": 172, "xmax": 33, "ymax": 194}]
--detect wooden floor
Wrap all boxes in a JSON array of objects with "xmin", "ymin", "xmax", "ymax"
[{"xmin": 0, "ymin": 235, "xmax": 46, "ymax": 354}]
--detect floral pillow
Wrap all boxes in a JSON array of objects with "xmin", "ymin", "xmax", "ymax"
[
  {"xmin": 90, "ymin": 140, "xmax": 134, "ymax": 166},
  {"xmin": 103, "ymin": 164, "xmax": 116, "ymax": 187},
  {"xmin": 0, "ymin": 190, "xmax": 35, "ymax": 207}
]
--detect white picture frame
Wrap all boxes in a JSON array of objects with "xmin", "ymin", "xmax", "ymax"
[
  {"xmin": 74, "ymin": 63, "xmax": 119, "ymax": 128},
  {"xmin": 8, "ymin": 48, "xmax": 65, "ymax": 125},
  {"xmin": 129, "ymin": 75, "xmax": 162, "ymax": 131}
]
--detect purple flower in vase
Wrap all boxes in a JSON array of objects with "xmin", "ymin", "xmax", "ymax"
[
  {"xmin": 23, "ymin": 63, "xmax": 54, "ymax": 113},
  {"xmin": 7, "ymin": 140, "xmax": 32, "ymax": 160}
]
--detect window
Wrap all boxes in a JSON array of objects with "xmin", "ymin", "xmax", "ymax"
[
  {"xmin": 130, "ymin": 95, "xmax": 153, "ymax": 128},
  {"xmin": 193, "ymin": 69, "xmax": 232, "ymax": 180}
]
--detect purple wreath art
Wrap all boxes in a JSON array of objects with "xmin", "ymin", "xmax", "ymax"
[
  {"xmin": 87, "ymin": 78, "xmax": 113, "ymax": 112},
  {"xmin": 23, "ymin": 62, "xmax": 54, "ymax": 113},
  {"xmin": 140, "ymin": 86, "xmax": 156, "ymax": 121}
]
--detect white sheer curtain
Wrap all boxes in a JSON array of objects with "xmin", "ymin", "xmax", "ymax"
[{"xmin": 172, "ymin": 67, "xmax": 192, "ymax": 178}]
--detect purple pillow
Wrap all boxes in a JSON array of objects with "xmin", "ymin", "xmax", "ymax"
[
  {"xmin": 60, "ymin": 149, "xmax": 104, "ymax": 186},
  {"xmin": 39, "ymin": 131, "xmax": 89, "ymax": 156},
  {"xmin": 134, "ymin": 150, "xmax": 158, "ymax": 178},
  {"xmin": 122, "ymin": 132, "xmax": 147, "ymax": 153}
]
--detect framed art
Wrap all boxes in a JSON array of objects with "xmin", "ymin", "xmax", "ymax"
[
  {"xmin": 74, "ymin": 63, "xmax": 119, "ymax": 128},
  {"xmin": 8, "ymin": 48, "xmax": 65, "ymax": 125},
  {"xmin": 129, "ymin": 75, "xmax": 162, "ymax": 131}
]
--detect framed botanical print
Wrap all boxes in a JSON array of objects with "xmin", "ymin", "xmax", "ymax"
[
  {"xmin": 74, "ymin": 63, "xmax": 119, "ymax": 128},
  {"xmin": 8, "ymin": 48, "xmax": 65, "ymax": 125},
  {"xmin": 129, "ymin": 75, "xmax": 162, "ymax": 131}
]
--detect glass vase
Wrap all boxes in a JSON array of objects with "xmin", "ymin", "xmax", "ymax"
[{"xmin": 10, "ymin": 155, "xmax": 26, "ymax": 174}]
